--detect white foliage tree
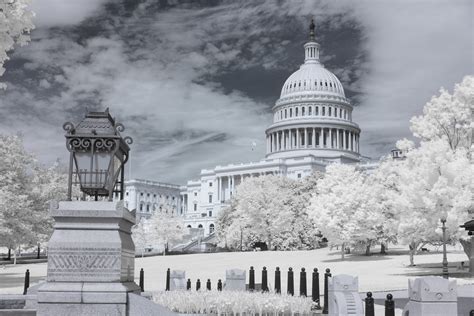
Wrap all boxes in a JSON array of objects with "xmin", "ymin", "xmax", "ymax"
[
  {"xmin": 410, "ymin": 75, "xmax": 473, "ymax": 152},
  {"xmin": 216, "ymin": 175, "xmax": 319, "ymax": 251},
  {"xmin": 309, "ymin": 164, "xmax": 383, "ymax": 260},
  {"xmin": 0, "ymin": 134, "xmax": 34, "ymax": 264},
  {"xmin": 146, "ymin": 208, "xmax": 186, "ymax": 255},
  {"xmin": 384, "ymin": 76, "xmax": 474, "ymax": 265},
  {"xmin": 0, "ymin": 134, "xmax": 73, "ymax": 263},
  {"xmin": 394, "ymin": 139, "xmax": 473, "ymax": 265},
  {"xmin": 0, "ymin": 0, "xmax": 35, "ymax": 88},
  {"xmin": 132, "ymin": 218, "xmax": 149, "ymax": 257}
]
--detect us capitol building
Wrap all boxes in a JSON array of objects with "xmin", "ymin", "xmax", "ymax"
[{"xmin": 124, "ymin": 21, "xmax": 374, "ymax": 236}]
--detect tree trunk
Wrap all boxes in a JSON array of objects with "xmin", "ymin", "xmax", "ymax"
[
  {"xmin": 13, "ymin": 249, "xmax": 17, "ymax": 265},
  {"xmin": 7, "ymin": 248, "xmax": 11, "ymax": 261},
  {"xmin": 37, "ymin": 244, "xmax": 40, "ymax": 259},
  {"xmin": 365, "ymin": 243, "xmax": 371, "ymax": 256},
  {"xmin": 409, "ymin": 242, "xmax": 417, "ymax": 266},
  {"xmin": 380, "ymin": 243, "xmax": 387, "ymax": 254},
  {"xmin": 341, "ymin": 242, "xmax": 345, "ymax": 260}
]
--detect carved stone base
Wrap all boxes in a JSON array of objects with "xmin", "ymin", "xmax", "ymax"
[{"xmin": 37, "ymin": 201, "xmax": 140, "ymax": 316}]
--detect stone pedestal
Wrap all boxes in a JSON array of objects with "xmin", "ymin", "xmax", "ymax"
[
  {"xmin": 328, "ymin": 274, "xmax": 363, "ymax": 316},
  {"xmin": 225, "ymin": 269, "xmax": 246, "ymax": 291},
  {"xmin": 402, "ymin": 277, "xmax": 457, "ymax": 316},
  {"xmin": 169, "ymin": 270, "xmax": 186, "ymax": 291},
  {"xmin": 37, "ymin": 201, "xmax": 141, "ymax": 316}
]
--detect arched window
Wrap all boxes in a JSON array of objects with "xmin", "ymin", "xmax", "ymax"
[
  {"xmin": 140, "ymin": 203, "xmax": 144, "ymax": 211},
  {"xmin": 209, "ymin": 224, "xmax": 215, "ymax": 234},
  {"xmin": 309, "ymin": 107, "xmax": 312, "ymax": 115},
  {"xmin": 322, "ymin": 107, "xmax": 326, "ymax": 116},
  {"xmin": 295, "ymin": 107, "xmax": 298, "ymax": 116},
  {"xmin": 198, "ymin": 224, "xmax": 203, "ymax": 229},
  {"xmin": 285, "ymin": 109, "xmax": 287, "ymax": 118},
  {"xmin": 316, "ymin": 107, "xmax": 319, "ymax": 116},
  {"xmin": 187, "ymin": 225, "xmax": 192, "ymax": 228},
  {"xmin": 329, "ymin": 107, "xmax": 332, "ymax": 116},
  {"xmin": 290, "ymin": 108, "xmax": 292, "ymax": 117},
  {"xmin": 302, "ymin": 107, "xmax": 305, "ymax": 116}
]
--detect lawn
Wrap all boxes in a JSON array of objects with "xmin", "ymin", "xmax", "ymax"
[{"xmin": 1, "ymin": 244, "xmax": 471, "ymax": 296}]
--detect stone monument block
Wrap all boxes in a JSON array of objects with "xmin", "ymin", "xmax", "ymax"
[
  {"xmin": 37, "ymin": 201, "xmax": 141, "ymax": 316},
  {"xmin": 402, "ymin": 277, "xmax": 457, "ymax": 316},
  {"xmin": 328, "ymin": 274, "xmax": 364, "ymax": 316},
  {"xmin": 224, "ymin": 269, "xmax": 246, "ymax": 291},
  {"xmin": 170, "ymin": 270, "xmax": 186, "ymax": 291}
]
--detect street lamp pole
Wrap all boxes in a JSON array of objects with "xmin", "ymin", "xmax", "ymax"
[{"xmin": 441, "ymin": 218, "xmax": 449, "ymax": 279}]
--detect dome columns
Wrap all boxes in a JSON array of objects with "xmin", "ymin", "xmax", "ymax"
[{"xmin": 266, "ymin": 127, "xmax": 360, "ymax": 154}]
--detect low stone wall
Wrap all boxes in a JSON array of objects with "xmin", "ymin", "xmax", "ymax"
[{"xmin": 0, "ymin": 295, "xmax": 26, "ymax": 310}]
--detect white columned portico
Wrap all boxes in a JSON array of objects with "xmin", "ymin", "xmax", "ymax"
[
  {"xmin": 304, "ymin": 127, "xmax": 308, "ymax": 148},
  {"xmin": 319, "ymin": 128, "xmax": 323, "ymax": 147},
  {"xmin": 312, "ymin": 128, "xmax": 316, "ymax": 148},
  {"xmin": 343, "ymin": 130, "xmax": 346, "ymax": 150},
  {"xmin": 336, "ymin": 129, "xmax": 340, "ymax": 149},
  {"xmin": 329, "ymin": 128, "xmax": 333, "ymax": 148},
  {"xmin": 296, "ymin": 129, "xmax": 300, "ymax": 148}
]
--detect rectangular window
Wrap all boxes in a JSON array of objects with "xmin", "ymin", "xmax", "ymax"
[
  {"xmin": 302, "ymin": 107, "xmax": 305, "ymax": 116},
  {"xmin": 209, "ymin": 211, "xmax": 213, "ymax": 217},
  {"xmin": 322, "ymin": 107, "xmax": 326, "ymax": 116},
  {"xmin": 296, "ymin": 108, "xmax": 298, "ymax": 116},
  {"xmin": 316, "ymin": 107, "xmax": 319, "ymax": 115},
  {"xmin": 309, "ymin": 107, "xmax": 312, "ymax": 115},
  {"xmin": 209, "ymin": 195, "xmax": 212, "ymax": 203},
  {"xmin": 285, "ymin": 109, "xmax": 287, "ymax": 118},
  {"xmin": 290, "ymin": 109, "xmax": 292, "ymax": 117},
  {"xmin": 329, "ymin": 107, "xmax": 332, "ymax": 116},
  {"xmin": 193, "ymin": 203, "xmax": 197, "ymax": 211},
  {"xmin": 209, "ymin": 182, "xmax": 213, "ymax": 187}
]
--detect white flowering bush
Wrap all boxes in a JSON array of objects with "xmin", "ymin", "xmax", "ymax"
[{"xmin": 153, "ymin": 290, "xmax": 315, "ymax": 315}]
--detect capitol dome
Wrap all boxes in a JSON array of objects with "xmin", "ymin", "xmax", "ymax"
[
  {"xmin": 280, "ymin": 63, "xmax": 345, "ymax": 98},
  {"xmin": 265, "ymin": 19, "xmax": 361, "ymax": 163}
]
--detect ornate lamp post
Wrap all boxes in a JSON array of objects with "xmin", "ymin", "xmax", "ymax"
[
  {"xmin": 63, "ymin": 108, "xmax": 132, "ymax": 201},
  {"xmin": 440, "ymin": 216, "xmax": 449, "ymax": 279}
]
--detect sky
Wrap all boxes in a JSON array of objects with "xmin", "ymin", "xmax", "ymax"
[{"xmin": 0, "ymin": 0, "xmax": 472, "ymax": 184}]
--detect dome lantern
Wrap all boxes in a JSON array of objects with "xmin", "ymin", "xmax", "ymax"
[{"xmin": 304, "ymin": 19, "xmax": 320, "ymax": 64}]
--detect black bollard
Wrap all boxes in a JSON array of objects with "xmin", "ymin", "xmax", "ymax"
[
  {"xmin": 37, "ymin": 244, "xmax": 40, "ymax": 259},
  {"xmin": 385, "ymin": 293, "xmax": 395, "ymax": 316},
  {"xmin": 186, "ymin": 279, "xmax": 191, "ymax": 290},
  {"xmin": 322, "ymin": 268, "xmax": 331, "ymax": 314},
  {"xmin": 139, "ymin": 268, "xmax": 144, "ymax": 292},
  {"xmin": 275, "ymin": 267, "xmax": 281, "ymax": 294},
  {"xmin": 249, "ymin": 266, "xmax": 255, "ymax": 291},
  {"xmin": 166, "ymin": 268, "xmax": 170, "ymax": 291},
  {"xmin": 206, "ymin": 279, "xmax": 211, "ymax": 290},
  {"xmin": 365, "ymin": 292, "xmax": 375, "ymax": 316},
  {"xmin": 196, "ymin": 279, "xmax": 201, "ymax": 291},
  {"xmin": 312, "ymin": 268, "xmax": 321, "ymax": 307},
  {"xmin": 23, "ymin": 269, "xmax": 30, "ymax": 295},
  {"xmin": 262, "ymin": 267, "xmax": 268, "ymax": 292},
  {"xmin": 287, "ymin": 267, "xmax": 294, "ymax": 296},
  {"xmin": 300, "ymin": 268, "xmax": 307, "ymax": 297},
  {"xmin": 217, "ymin": 279, "xmax": 223, "ymax": 291}
]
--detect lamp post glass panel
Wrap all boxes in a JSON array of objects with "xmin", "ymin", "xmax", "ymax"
[{"xmin": 63, "ymin": 109, "xmax": 132, "ymax": 201}]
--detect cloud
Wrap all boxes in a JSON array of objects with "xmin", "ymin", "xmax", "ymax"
[
  {"xmin": 30, "ymin": 0, "xmax": 108, "ymax": 27},
  {"xmin": 1, "ymin": 0, "xmax": 471, "ymax": 185}
]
